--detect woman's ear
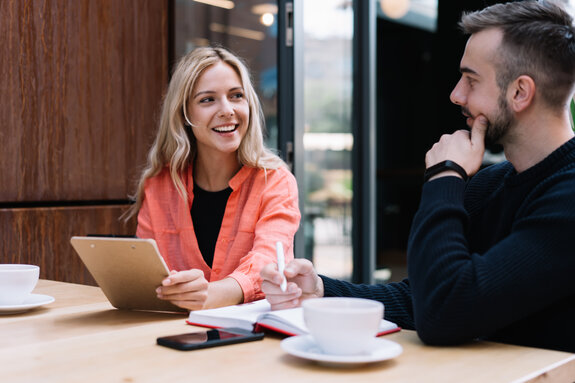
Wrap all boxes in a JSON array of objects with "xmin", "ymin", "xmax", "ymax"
[{"xmin": 508, "ymin": 75, "xmax": 536, "ymax": 112}]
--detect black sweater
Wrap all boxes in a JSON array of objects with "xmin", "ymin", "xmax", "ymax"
[{"xmin": 322, "ymin": 137, "xmax": 575, "ymax": 352}]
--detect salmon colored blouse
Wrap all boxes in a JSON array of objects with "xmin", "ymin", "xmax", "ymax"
[{"xmin": 136, "ymin": 165, "xmax": 301, "ymax": 303}]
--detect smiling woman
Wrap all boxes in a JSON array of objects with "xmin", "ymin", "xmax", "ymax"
[
  {"xmin": 123, "ymin": 46, "xmax": 301, "ymax": 312},
  {"xmin": 184, "ymin": 61, "xmax": 249, "ymax": 167}
]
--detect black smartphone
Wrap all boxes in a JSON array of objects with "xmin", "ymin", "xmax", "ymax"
[{"xmin": 156, "ymin": 328, "xmax": 264, "ymax": 351}]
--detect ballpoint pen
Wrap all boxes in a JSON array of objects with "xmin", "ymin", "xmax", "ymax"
[{"xmin": 276, "ymin": 241, "xmax": 287, "ymax": 292}]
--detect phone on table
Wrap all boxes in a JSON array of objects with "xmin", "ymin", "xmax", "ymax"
[{"xmin": 156, "ymin": 328, "xmax": 264, "ymax": 351}]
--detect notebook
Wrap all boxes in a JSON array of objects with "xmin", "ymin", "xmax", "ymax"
[
  {"xmin": 70, "ymin": 236, "xmax": 186, "ymax": 313},
  {"xmin": 186, "ymin": 299, "xmax": 400, "ymax": 337}
]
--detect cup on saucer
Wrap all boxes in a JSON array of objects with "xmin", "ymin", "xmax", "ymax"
[
  {"xmin": 302, "ymin": 297, "xmax": 384, "ymax": 356},
  {"xmin": 0, "ymin": 264, "xmax": 40, "ymax": 305}
]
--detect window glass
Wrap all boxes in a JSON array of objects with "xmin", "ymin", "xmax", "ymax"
[{"xmin": 302, "ymin": 0, "xmax": 354, "ymax": 280}]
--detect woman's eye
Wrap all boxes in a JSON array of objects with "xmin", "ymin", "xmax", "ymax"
[
  {"xmin": 231, "ymin": 92, "xmax": 244, "ymax": 100},
  {"xmin": 199, "ymin": 97, "xmax": 214, "ymax": 103}
]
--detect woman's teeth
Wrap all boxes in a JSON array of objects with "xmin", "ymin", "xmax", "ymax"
[{"xmin": 213, "ymin": 125, "xmax": 236, "ymax": 133}]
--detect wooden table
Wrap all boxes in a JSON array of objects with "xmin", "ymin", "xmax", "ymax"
[{"xmin": 2, "ymin": 280, "xmax": 574, "ymax": 383}]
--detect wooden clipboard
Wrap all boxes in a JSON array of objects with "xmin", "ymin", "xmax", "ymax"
[{"xmin": 70, "ymin": 236, "xmax": 186, "ymax": 313}]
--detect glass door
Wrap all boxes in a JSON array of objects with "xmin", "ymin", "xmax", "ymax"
[
  {"xmin": 174, "ymin": 0, "xmax": 377, "ymax": 283},
  {"xmin": 298, "ymin": 0, "xmax": 355, "ymax": 281}
]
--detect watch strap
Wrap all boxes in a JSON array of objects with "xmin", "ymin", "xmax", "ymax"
[{"xmin": 424, "ymin": 160, "xmax": 469, "ymax": 183}]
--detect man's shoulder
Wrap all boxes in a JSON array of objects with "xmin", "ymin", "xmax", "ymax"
[
  {"xmin": 470, "ymin": 161, "xmax": 513, "ymax": 187},
  {"xmin": 477, "ymin": 161, "xmax": 513, "ymax": 176}
]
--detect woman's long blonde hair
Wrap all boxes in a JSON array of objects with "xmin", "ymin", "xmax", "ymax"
[{"xmin": 124, "ymin": 46, "xmax": 285, "ymax": 220}]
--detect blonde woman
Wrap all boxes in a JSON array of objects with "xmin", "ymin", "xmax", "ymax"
[{"xmin": 126, "ymin": 46, "xmax": 300, "ymax": 311}]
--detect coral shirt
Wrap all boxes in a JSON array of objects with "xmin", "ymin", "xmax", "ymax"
[{"xmin": 136, "ymin": 165, "xmax": 301, "ymax": 303}]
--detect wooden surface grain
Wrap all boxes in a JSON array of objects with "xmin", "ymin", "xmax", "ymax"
[
  {"xmin": 0, "ymin": 206, "xmax": 136, "ymax": 284},
  {"xmin": 1, "ymin": 280, "xmax": 574, "ymax": 383},
  {"xmin": 0, "ymin": 0, "xmax": 168, "ymax": 202}
]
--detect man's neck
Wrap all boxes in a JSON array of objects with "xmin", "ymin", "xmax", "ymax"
[{"xmin": 503, "ymin": 110, "xmax": 574, "ymax": 173}]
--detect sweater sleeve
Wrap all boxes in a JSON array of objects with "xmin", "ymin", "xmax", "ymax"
[
  {"xmin": 320, "ymin": 275, "xmax": 415, "ymax": 330},
  {"xmin": 407, "ymin": 174, "xmax": 575, "ymax": 346}
]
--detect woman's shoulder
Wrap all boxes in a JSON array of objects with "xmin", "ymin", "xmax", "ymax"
[
  {"xmin": 143, "ymin": 166, "xmax": 184, "ymax": 192},
  {"xmin": 235, "ymin": 165, "xmax": 297, "ymax": 190},
  {"xmin": 241, "ymin": 164, "xmax": 291, "ymax": 178},
  {"xmin": 257, "ymin": 165, "xmax": 296, "ymax": 183}
]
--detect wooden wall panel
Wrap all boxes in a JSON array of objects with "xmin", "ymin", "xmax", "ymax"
[
  {"xmin": 0, "ymin": 206, "xmax": 136, "ymax": 285},
  {"xmin": 0, "ymin": 0, "xmax": 168, "ymax": 202},
  {"xmin": 0, "ymin": 0, "xmax": 168, "ymax": 284}
]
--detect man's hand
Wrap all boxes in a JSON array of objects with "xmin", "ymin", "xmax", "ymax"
[{"xmin": 425, "ymin": 115, "xmax": 488, "ymax": 180}]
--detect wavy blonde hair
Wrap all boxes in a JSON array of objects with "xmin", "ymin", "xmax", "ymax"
[{"xmin": 125, "ymin": 46, "xmax": 285, "ymax": 220}]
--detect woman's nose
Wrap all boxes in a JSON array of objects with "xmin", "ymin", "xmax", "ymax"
[{"xmin": 218, "ymin": 99, "xmax": 235, "ymax": 118}]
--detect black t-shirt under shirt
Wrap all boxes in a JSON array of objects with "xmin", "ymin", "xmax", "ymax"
[{"xmin": 191, "ymin": 183, "xmax": 232, "ymax": 268}]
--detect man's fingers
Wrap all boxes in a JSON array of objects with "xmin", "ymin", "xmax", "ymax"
[{"xmin": 471, "ymin": 115, "xmax": 488, "ymax": 148}]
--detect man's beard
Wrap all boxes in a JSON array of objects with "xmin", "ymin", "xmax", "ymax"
[{"xmin": 463, "ymin": 94, "xmax": 514, "ymax": 147}]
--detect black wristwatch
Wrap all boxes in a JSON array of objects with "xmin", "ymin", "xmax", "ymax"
[{"xmin": 423, "ymin": 160, "xmax": 469, "ymax": 183}]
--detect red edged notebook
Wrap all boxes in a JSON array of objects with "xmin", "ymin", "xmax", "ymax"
[{"xmin": 186, "ymin": 299, "xmax": 400, "ymax": 337}]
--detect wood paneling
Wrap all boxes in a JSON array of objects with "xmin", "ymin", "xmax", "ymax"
[
  {"xmin": 0, "ymin": 206, "xmax": 136, "ymax": 285},
  {"xmin": 0, "ymin": 0, "xmax": 168, "ymax": 284},
  {"xmin": 0, "ymin": 0, "xmax": 168, "ymax": 202}
]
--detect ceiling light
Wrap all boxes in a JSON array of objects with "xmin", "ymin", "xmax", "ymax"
[
  {"xmin": 193, "ymin": 0, "xmax": 234, "ymax": 10},
  {"xmin": 210, "ymin": 23, "xmax": 265, "ymax": 41},
  {"xmin": 251, "ymin": 4, "xmax": 278, "ymax": 15},
  {"xmin": 260, "ymin": 13, "xmax": 275, "ymax": 27},
  {"xmin": 379, "ymin": 0, "xmax": 410, "ymax": 19}
]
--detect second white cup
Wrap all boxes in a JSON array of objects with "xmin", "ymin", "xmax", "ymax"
[
  {"xmin": 302, "ymin": 297, "xmax": 384, "ymax": 355},
  {"xmin": 0, "ymin": 264, "xmax": 40, "ymax": 305}
]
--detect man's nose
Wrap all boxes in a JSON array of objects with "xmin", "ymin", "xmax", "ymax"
[{"xmin": 450, "ymin": 79, "xmax": 466, "ymax": 106}]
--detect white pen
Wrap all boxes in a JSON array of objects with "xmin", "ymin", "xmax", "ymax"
[{"xmin": 276, "ymin": 241, "xmax": 287, "ymax": 292}]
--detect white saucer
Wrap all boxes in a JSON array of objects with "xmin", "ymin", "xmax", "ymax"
[
  {"xmin": 281, "ymin": 335, "xmax": 403, "ymax": 365},
  {"xmin": 0, "ymin": 294, "xmax": 55, "ymax": 314}
]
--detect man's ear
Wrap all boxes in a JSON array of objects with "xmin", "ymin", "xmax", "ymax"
[{"xmin": 508, "ymin": 75, "xmax": 535, "ymax": 112}]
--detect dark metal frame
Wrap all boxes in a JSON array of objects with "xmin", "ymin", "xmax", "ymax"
[{"xmin": 351, "ymin": 0, "xmax": 377, "ymax": 283}]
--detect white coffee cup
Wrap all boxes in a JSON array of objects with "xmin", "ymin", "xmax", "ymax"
[
  {"xmin": 302, "ymin": 297, "xmax": 384, "ymax": 355},
  {"xmin": 0, "ymin": 264, "xmax": 40, "ymax": 305}
]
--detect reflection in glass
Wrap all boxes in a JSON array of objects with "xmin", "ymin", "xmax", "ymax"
[
  {"xmin": 377, "ymin": 0, "xmax": 437, "ymax": 32},
  {"xmin": 303, "ymin": 0, "xmax": 354, "ymax": 281},
  {"xmin": 173, "ymin": 0, "xmax": 279, "ymax": 149}
]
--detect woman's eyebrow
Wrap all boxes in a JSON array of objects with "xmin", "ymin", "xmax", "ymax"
[
  {"xmin": 193, "ymin": 90, "xmax": 215, "ymax": 99},
  {"xmin": 193, "ymin": 87, "xmax": 244, "ymax": 99}
]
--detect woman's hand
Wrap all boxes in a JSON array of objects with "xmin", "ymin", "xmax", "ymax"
[
  {"xmin": 260, "ymin": 258, "xmax": 324, "ymax": 310},
  {"xmin": 156, "ymin": 269, "xmax": 209, "ymax": 311}
]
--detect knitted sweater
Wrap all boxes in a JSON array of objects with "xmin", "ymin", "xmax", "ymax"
[{"xmin": 323, "ymin": 137, "xmax": 575, "ymax": 352}]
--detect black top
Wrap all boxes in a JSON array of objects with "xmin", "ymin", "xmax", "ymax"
[
  {"xmin": 191, "ymin": 183, "xmax": 232, "ymax": 268},
  {"xmin": 323, "ymin": 137, "xmax": 575, "ymax": 352}
]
